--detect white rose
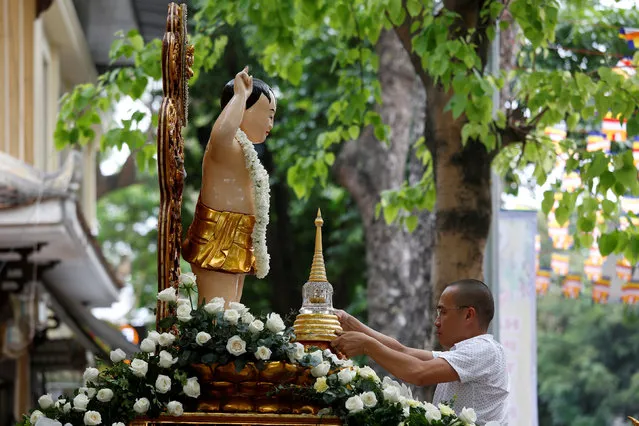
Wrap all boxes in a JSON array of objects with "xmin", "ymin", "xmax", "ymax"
[
  {"xmin": 110, "ymin": 348, "xmax": 126, "ymax": 363},
  {"xmin": 484, "ymin": 422, "xmax": 500, "ymax": 426},
  {"xmin": 344, "ymin": 395, "xmax": 364, "ymax": 413},
  {"xmin": 183, "ymin": 377, "xmax": 200, "ymax": 398},
  {"xmin": 62, "ymin": 403, "xmax": 71, "ymax": 413},
  {"xmin": 403, "ymin": 406, "xmax": 410, "ymax": 417},
  {"xmin": 360, "ymin": 391, "xmax": 377, "ymax": 408},
  {"xmin": 241, "ymin": 312, "xmax": 255, "ymax": 324},
  {"xmin": 35, "ymin": 418, "xmax": 62, "ymax": 426},
  {"xmin": 96, "ymin": 388, "xmax": 113, "ymax": 402},
  {"xmin": 179, "ymin": 272, "xmax": 196, "ymax": 287},
  {"xmin": 129, "ymin": 359, "xmax": 149, "ymax": 377},
  {"xmin": 292, "ymin": 342, "xmax": 305, "ymax": 360},
  {"xmin": 38, "ymin": 394, "xmax": 54, "ymax": 409},
  {"xmin": 73, "ymin": 393, "xmax": 89, "ymax": 411},
  {"xmin": 223, "ymin": 309, "xmax": 240, "ymax": 324},
  {"xmin": 157, "ymin": 287, "xmax": 177, "ymax": 303},
  {"xmin": 226, "ymin": 335, "xmax": 247, "ymax": 356},
  {"xmin": 424, "ymin": 403, "xmax": 442, "ymax": 421},
  {"xmin": 358, "ymin": 366, "xmax": 380, "ymax": 382},
  {"xmin": 158, "ymin": 332, "xmax": 176, "ymax": 347},
  {"xmin": 195, "ymin": 331, "xmax": 211, "ymax": 346},
  {"xmin": 313, "ymin": 376, "xmax": 329, "ymax": 392},
  {"xmin": 459, "ymin": 407, "xmax": 478, "ymax": 424},
  {"xmin": 265, "ymin": 312, "xmax": 285, "ymax": 333},
  {"xmin": 112, "ymin": 423, "xmax": 126, "ymax": 426},
  {"xmin": 155, "ymin": 374, "xmax": 172, "ymax": 394},
  {"xmin": 140, "ymin": 338, "xmax": 156, "ymax": 353},
  {"xmin": 228, "ymin": 302, "xmax": 247, "ymax": 313},
  {"xmin": 337, "ymin": 368, "xmax": 355, "ymax": 385},
  {"xmin": 30, "ymin": 410, "xmax": 44, "ymax": 424},
  {"xmin": 248, "ymin": 319, "xmax": 264, "ymax": 334},
  {"xmin": 323, "ymin": 349, "xmax": 333, "ymax": 357},
  {"xmin": 383, "ymin": 386, "xmax": 400, "ymax": 403},
  {"xmin": 133, "ymin": 397, "xmax": 150, "ymax": 414},
  {"xmin": 158, "ymin": 350, "xmax": 178, "ymax": 368},
  {"xmin": 54, "ymin": 399, "xmax": 66, "ymax": 409},
  {"xmin": 203, "ymin": 300, "xmax": 225, "ymax": 314},
  {"xmin": 438, "ymin": 403, "xmax": 455, "ymax": 416},
  {"xmin": 147, "ymin": 331, "xmax": 161, "ymax": 343},
  {"xmin": 176, "ymin": 304, "xmax": 192, "ymax": 322},
  {"xmin": 167, "ymin": 400, "xmax": 184, "ymax": 416},
  {"xmin": 311, "ymin": 361, "xmax": 330, "ymax": 377},
  {"xmin": 309, "ymin": 350, "xmax": 323, "ymax": 365},
  {"xmin": 79, "ymin": 387, "xmax": 96, "ymax": 399},
  {"xmin": 177, "ymin": 298, "xmax": 190, "ymax": 307},
  {"xmin": 83, "ymin": 367, "xmax": 99, "ymax": 384},
  {"xmin": 254, "ymin": 346, "xmax": 272, "ymax": 360},
  {"xmin": 83, "ymin": 410, "xmax": 102, "ymax": 425},
  {"xmin": 342, "ymin": 359, "xmax": 354, "ymax": 367}
]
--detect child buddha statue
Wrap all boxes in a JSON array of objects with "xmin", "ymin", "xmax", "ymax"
[{"xmin": 182, "ymin": 67, "xmax": 275, "ymax": 304}]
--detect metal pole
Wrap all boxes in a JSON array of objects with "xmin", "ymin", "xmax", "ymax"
[{"xmin": 485, "ymin": 19, "xmax": 501, "ymax": 340}]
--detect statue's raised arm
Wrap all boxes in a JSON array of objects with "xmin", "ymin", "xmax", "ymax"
[{"xmin": 182, "ymin": 67, "xmax": 276, "ymax": 304}]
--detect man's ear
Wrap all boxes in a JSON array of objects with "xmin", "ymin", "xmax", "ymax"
[{"xmin": 466, "ymin": 306, "xmax": 477, "ymax": 321}]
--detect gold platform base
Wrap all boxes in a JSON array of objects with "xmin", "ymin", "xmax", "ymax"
[
  {"xmin": 129, "ymin": 412, "xmax": 341, "ymax": 425},
  {"xmin": 293, "ymin": 313, "xmax": 342, "ymax": 342}
]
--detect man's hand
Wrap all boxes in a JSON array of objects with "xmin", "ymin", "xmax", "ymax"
[
  {"xmin": 334, "ymin": 309, "xmax": 363, "ymax": 332},
  {"xmin": 234, "ymin": 66, "xmax": 253, "ymax": 100},
  {"xmin": 331, "ymin": 331, "xmax": 375, "ymax": 358}
]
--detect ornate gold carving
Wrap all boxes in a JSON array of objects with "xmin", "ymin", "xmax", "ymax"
[
  {"xmin": 129, "ymin": 412, "xmax": 341, "ymax": 425},
  {"xmin": 156, "ymin": 3, "xmax": 193, "ymax": 328}
]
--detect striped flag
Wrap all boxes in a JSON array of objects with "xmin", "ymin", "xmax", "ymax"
[
  {"xmin": 592, "ymin": 277, "xmax": 611, "ymax": 304},
  {"xmin": 619, "ymin": 27, "xmax": 639, "ymax": 50},
  {"xmin": 602, "ymin": 112, "xmax": 627, "ymax": 142},
  {"xmin": 586, "ymin": 132, "xmax": 610, "ymax": 153},
  {"xmin": 562, "ymin": 274, "xmax": 582, "ymax": 299},
  {"xmin": 621, "ymin": 281, "xmax": 639, "ymax": 305}
]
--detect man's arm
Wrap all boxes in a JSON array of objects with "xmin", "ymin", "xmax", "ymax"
[
  {"xmin": 331, "ymin": 332, "xmax": 458, "ymax": 387},
  {"xmin": 335, "ymin": 310, "xmax": 434, "ymax": 361}
]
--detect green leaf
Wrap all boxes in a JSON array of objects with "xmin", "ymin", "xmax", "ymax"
[
  {"xmin": 586, "ymin": 153, "xmax": 608, "ymax": 179},
  {"xmin": 130, "ymin": 34, "xmax": 145, "ymax": 51},
  {"xmin": 598, "ymin": 233, "xmax": 618, "ymax": 256},
  {"xmin": 382, "ymin": 204, "xmax": 399, "ymax": 225},
  {"xmin": 628, "ymin": 114, "xmax": 639, "ymax": 138},
  {"xmin": 348, "ymin": 125, "xmax": 360, "ymax": 140},
  {"xmin": 577, "ymin": 217, "xmax": 595, "ymax": 232},
  {"xmin": 555, "ymin": 206, "xmax": 570, "ymax": 226},
  {"xmin": 541, "ymin": 191, "xmax": 555, "ymax": 214},
  {"xmin": 405, "ymin": 215, "xmax": 418, "ymax": 233},
  {"xmin": 406, "ymin": 0, "xmax": 422, "ymax": 17},
  {"xmin": 598, "ymin": 171, "xmax": 615, "ymax": 193},
  {"xmin": 602, "ymin": 199, "xmax": 616, "ymax": 216},
  {"xmin": 616, "ymin": 166, "xmax": 638, "ymax": 191}
]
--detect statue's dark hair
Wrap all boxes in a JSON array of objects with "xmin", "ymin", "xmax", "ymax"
[
  {"xmin": 448, "ymin": 279, "xmax": 495, "ymax": 330},
  {"xmin": 220, "ymin": 78, "xmax": 273, "ymax": 111}
]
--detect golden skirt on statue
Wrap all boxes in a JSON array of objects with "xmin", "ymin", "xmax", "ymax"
[{"xmin": 182, "ymin": 199, "xmax": 256, "ymax": 274}]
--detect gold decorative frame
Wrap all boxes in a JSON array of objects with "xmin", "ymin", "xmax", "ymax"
[
  {"xmin": 129, "ymin": 412, "xmax": 341, "ymax": 426},
  {"xmin": 156, "ymin": 2, "xmax": 193, "ymax": 329}
]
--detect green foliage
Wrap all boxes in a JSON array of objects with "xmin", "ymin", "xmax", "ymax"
[{"xmin": 537, "ymin": 292, "xmax": 639, "ymax": 424}]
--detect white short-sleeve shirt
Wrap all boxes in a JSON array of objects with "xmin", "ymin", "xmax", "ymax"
[{"xmin": 432, "ymin": 334, "xmax": 509, "ymax": 425}]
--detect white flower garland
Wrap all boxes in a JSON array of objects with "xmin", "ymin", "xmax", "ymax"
[{"xmin": 236, "ymin": 129, "xmax": 270, "ymax": 278}]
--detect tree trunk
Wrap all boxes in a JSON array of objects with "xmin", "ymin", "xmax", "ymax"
[{"xmin": 335, "ymin": 30, "xmax": 436, "ymax": 391}]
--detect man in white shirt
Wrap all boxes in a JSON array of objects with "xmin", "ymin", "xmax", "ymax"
[{"xmin": 332, "ymin": 279, "xmax": 509, "ymax": 425}]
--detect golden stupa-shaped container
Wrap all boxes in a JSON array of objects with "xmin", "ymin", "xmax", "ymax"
[{"xmin": 293, "ymin": 209, "xmax": 342, "ymax": 347}]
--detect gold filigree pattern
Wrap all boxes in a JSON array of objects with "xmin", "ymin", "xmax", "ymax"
[{"xmin": 156, "ymin": 3, "xmax": 192, "ymax": 329}]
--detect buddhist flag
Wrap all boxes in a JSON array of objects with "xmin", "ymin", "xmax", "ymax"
[
  {"xmin": 616, "ymin": 258, "xmax": 632, "ymax": 281},
  {"xmin": 621, "ymin": 196, "xmax": 639, "ymax": 214},
  {"xmin": 544, "ymin": 126, "xmax": 566, "ymax": 142},
  {"xmin": 633, "ymin": 140, "xmax": 639, "ymax": 168},
  {"xmin": 621, "ymin": 281, "xmax": 639, "ymax": 305},
  {"xmin": 602, "ymin": 112, "xmax": 627, "ymax": 142},
  {"xmin": 586, "ymin": 132, "xmax": 610, "ymax": 153},
  {"xmin": 548, "ymin": 212, "xmax": 572, "ymax": 250},
  {"xmin": 611, "ymin": 58, "xmax": 636, "ymax": 78},
  {"xmin": 561, "ymin": 172, "xmax": 581, "ymax": 193},
  {"xmin": 619, "ymin": 27, "xmax": 639, "ymax": 50},
  {"xmin": 584, "ymin": 258, "xmax": 603, "ymax": 282},
  {"xmin": 536, "ymin": 269, "xmax": 551, "ymax": 296},
  {"xmin": 535, "ymin": 234, "xmax": 541, "ymax": 271},
  {"xmin": 592, "ymin": 277, "xmax": 611, "ymax": 304},
  {"xmin": 562, "ymin": 274, "xmax": 582, "ymax": 299},
  {"xmin": 551, "ymin": 253, "xmax": 570, "ymax": 276}
]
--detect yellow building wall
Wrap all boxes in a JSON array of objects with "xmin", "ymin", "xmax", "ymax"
[{"xmin": 0, "ymin": 0, "xmax": 36, "ymax": 165}]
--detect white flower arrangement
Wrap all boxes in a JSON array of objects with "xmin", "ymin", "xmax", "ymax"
[
  {"xmin": 18, "ymin": 278, "xmax": 483, "ymax": 426},
  {"xmin": 235, "ymin": 128, "xmax": 270, "ymax": 278}
]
